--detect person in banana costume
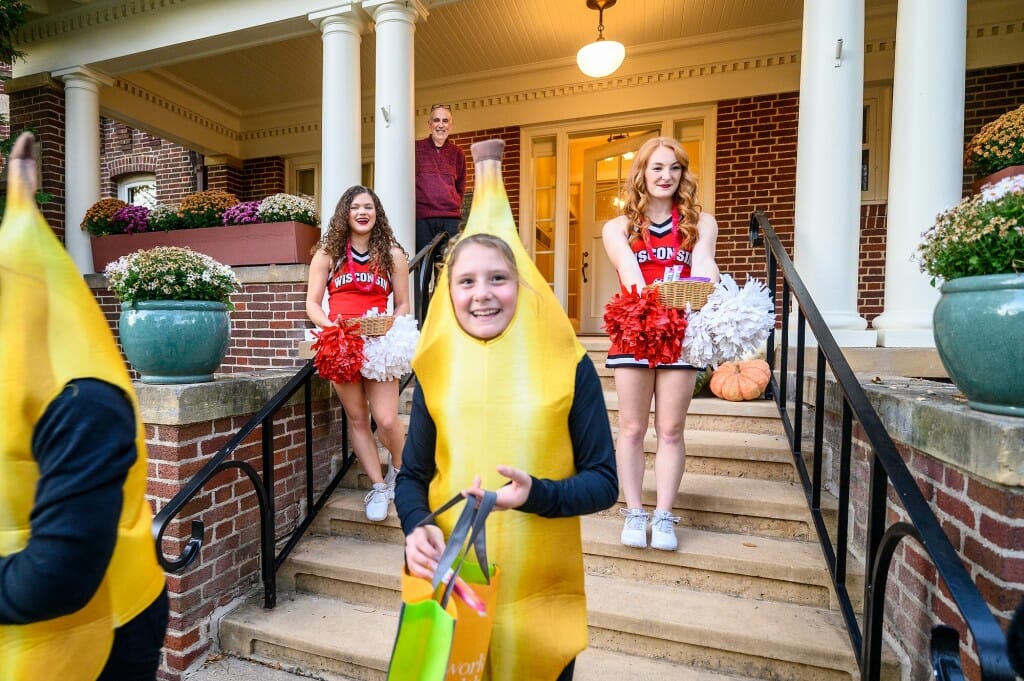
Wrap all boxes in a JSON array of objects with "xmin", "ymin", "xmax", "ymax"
[
  {"xmin": 0, "ymin": 133, "xmax": 168, "ymax": 680},
  {"xmin": 395, "ymin": 139, "xmax": 617, "ymax": 681}
]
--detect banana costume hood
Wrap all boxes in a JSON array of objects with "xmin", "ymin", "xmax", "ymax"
[
  {"xmin": 0, "ymin": 133, "xmax": 165, "ymax": 680},
  {"xmin": 413, "ymin": 139, "xmax": 588, "ymax": 680}
]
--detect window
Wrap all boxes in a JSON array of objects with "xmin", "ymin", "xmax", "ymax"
[
  {"xmin": 861, "ymin": 86, "xmax": 891, "ymax": 204},
  {"xmin": 287, "ymin": 157, "xmax": 321, "ymax": 209},
  {"xmin": 118, "ymin": 173, "xmax": 156, "ymax": 208}
]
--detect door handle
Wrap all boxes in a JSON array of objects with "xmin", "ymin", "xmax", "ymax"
[{"xmin": 582, "ymin": 251, "xmax": 589, "ymax": 283}]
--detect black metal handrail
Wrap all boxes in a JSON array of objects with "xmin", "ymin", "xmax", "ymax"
[
  {"xmin": 749, "ymin": 211, "xmax": 1014, "ymax": 681},
  {"xmin": 151, "ymin": 231, "xmax": 448, "ymax": 607}
]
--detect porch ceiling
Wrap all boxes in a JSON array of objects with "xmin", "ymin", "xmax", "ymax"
[{"xmin": 132, "ymin": 0, "xmax": 823, "ymax": 115}]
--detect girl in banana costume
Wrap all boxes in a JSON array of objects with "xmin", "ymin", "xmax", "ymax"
[
  {"xmin": 395, "ymin": 139, "xmax": 617, "ymax": 681},
  {"xmin": 0, "ymin": 134, "xmax": 168, "ymax": 680}
]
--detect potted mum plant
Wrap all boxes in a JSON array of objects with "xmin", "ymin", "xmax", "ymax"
[
  {"xmin": 916, "ymin": 175, "xmax": 1024, "ymax": 416},
  {"xmin": 105, "ymin": 246, "xmax": 241, "ymax": 384},
  {"xmin": 87, "ymin": 191, "xmax": 321, "ymax": 271},
  {"xmin": 966, "ymin": 103, "xmax": 1024, "ymax": 193}
]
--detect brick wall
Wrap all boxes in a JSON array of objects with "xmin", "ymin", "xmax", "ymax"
[
  {"xmin": 8, "ymin": 80, "xmax": 66, "ymax": 239},
  {"xmin": 858, "ymin": 203, "xmax": 887, "ymax": 322},
  {"xmin": 146, "ymin": 381, "xmax": 343, "ymax": 679},
  {"xmin": 813, "ymin": 392, "xmax": 1024, "ymax": 681},
  {"xmin": 90, "ymin": 267, "xmax": 314, "ymax": 376},
  {"xmin": 449, "ymin": 125, "xmax": 521, "ymax": 225},
  {"xmin": 715, "ymin": 93, "xmax": 798, "ymax": 324},
  {"xmin": 158, "ymin": 142, "xmax": 199, "ymax": 204},
  {"xmin": 207, "ymin": 162, "xmax": 244, "ymax": 199},
  {"xmin": 243, "ymin": 157, "xmax": 286, "ymax": 201},
  {"xmin": 963, "ymin": 63, "xmax": 1024, "ymax": 196},
  {"xmin": 0, "ymin": 62, "xmax": 10, "ymax": 144}
]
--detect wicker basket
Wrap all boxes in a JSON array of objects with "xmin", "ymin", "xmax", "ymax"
[
  {"xmin": 653, "ymin": 280, "xmax": 716, "ymax": 311},
  {"xmin": 343, "ymin": 315, "xmax": 394, "ymax": 337}
]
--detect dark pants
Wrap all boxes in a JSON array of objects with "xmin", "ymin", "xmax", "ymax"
[
  {"xmin": 556, "ymin": 658, "xmax": 576, "ymax": 681},
  {"xmin": 415, "ymin": 217, "xmax": 462, "ymax": 256},
  {"xmin": 97, "ymin": 587, "xmax": 169, "ymax": 681}
]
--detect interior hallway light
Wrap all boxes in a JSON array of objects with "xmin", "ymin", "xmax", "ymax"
[{"xmin": 576, "ymin": 0, "xmax": 625, "ymax": 78}]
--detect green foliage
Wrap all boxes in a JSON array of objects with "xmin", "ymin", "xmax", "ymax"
[
  {"xmin": 177, "ymin": 189, "xmax": 239, "ymax": 228},
  {"xmin": 103, "ymin": 246, "xmax": 241, "ymax": 305},
  {"xmin": 965, "ymin": 105, "xmax": 1024, "ymax": 177},
  {"xmin": 915, "ymin": 176, "xmax": 1024, "ymax": 284},
  {"xmin": 80, "ymin": 198, "xmax": 128, "ymax": 236},
  {"xmin": 0, "ymin": 0, "xmax": 29, "ymax": 65}
]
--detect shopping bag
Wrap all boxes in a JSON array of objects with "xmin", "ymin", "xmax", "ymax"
[{"xmin": 387, "ymin": 492, "xmax": 497, "ymax": 681}]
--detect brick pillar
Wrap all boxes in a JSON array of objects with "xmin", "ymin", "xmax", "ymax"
[
  {"xmin": 6, "ymin": 75, "xmax": 66, "ymax": 240},
  {"xmin": 242, "ymin": 157, "xmax": 286, "ymax": 202},
  {"xmin": 141, "ymin": 376, "xmax": 344, "ymax": 680},
  {"xmin": 205, "ymin": 156, "xmax": 244, "ymax": 199}
]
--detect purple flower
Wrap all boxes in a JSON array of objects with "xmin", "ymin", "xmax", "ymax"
[
  {"xmin": 112, "ymin": 204, "xmax": 151, "ymax": 234},
  {"xmin": 223, "ymin": 200, "xmax": 262, "ymax": 226}
]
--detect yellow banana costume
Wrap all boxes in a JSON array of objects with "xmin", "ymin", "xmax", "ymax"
[
  {"xmin": 413, "ymin": 140, "xmax": 588, "ymax": 680},
  {"xmin": 0, "ymin": 133, "xmax": 166, "ymax": 680}
]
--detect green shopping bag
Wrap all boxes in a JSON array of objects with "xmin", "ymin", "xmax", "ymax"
[{"xmin": 387, "ymin": 492, "xmax": 497, "ymax": 681}]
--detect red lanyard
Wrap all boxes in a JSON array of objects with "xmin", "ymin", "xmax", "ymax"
[
  {"xmin": 642, "ymin": 206, "xmax": 681, "ymax": 266},
  {"xmin": 346, "ymin": 242, "xmax": 377, "ymax": 292}
]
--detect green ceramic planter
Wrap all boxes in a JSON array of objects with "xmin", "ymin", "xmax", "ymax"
[
  {"xmin": 933, "ymin": 273, "xmax": 1024, "ymax": 417},
  {"xmin": 119, "ymin": 300, "xmax": 231, "ymax": 384}
]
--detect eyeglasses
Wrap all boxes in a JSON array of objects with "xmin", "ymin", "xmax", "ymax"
[{"xmin": 429, "ymin": 103, "xmax": 453, "ymax": 113}]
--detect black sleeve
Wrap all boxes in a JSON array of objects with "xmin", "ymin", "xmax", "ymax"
[
  {"xmin": 518, "ymin": 355, "xmax": 619, "ymax": 518},
  {"xmin": 0, "ymin": 379, "xmax": 137, "ymax": 625},
  {"xmin": 394, "ymin": 383, "xmax": 437, "ymax": 535}
]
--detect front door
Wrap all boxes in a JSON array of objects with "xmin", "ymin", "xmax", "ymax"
[{"xmin": 578, "ymin": 131, "xmax": 659, "ymax": 333}]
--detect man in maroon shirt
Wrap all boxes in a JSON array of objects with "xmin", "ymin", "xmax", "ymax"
[{"xmin": 414, "ymin": 104, "xmax": 467, "ymax": 254}]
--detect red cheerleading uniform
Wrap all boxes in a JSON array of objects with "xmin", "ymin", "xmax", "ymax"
[
  {"xmin": 606, "ymin": 215, "xmax": 698, "ymax": 370},
  {"xmin": 326, "ymin": 248, "xmax": 392, "ymax": 321}
]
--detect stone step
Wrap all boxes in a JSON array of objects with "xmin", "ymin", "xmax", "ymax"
[
  {"xmin": 305, "ymin": 489, "xmax": 857, "ymax": 611},
  {"xmin": 225, "ymin": 541, "xmax": 886, "ymax": 681},
  {"xmin": 628, "ymin": 428, "xmax": 795, "ymax": 482},
  {"xmin": 220, "ymin": 591, "xmax": 764, "ymax": 681},
  {"xmin": 604, "ymin": 392, "xmax": 784, "ymax": 435},
  {"xmin": 605, "ymin": 471, "xmax": 833, "ymax": 540}
]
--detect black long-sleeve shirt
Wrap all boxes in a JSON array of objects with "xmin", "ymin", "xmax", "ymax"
[
  {"xmin": 0, "ymin": 379, "xmax": 136, "ymax": 624},
  {"xmin": 395, "ymin": 354, "xmax": 617, "ymax": 534}
]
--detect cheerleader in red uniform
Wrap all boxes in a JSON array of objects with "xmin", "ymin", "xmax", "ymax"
[
  {"xmin": 601, "ymin": 137, "xmax": 719, "ymax": 552},
  {"xmin": 306, "ymin": 185, "xmax": 411, "ymax": 521}
]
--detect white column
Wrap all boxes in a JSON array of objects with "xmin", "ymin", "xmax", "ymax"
[
  {"xmin": 52, "ymin": 66, "xmax": 113, "ymax": 274},
  {"xmin": 872, "ymin": 0, "xmax": 967, "ymax": 347},
  {"xmin": 366, "ymin": 0, "xmax": 426, "ymax": 255},
  {"xmin": 792, "ymin": 0, "xmax": 875, "ymax": 347},
  {"xmin": 309, "ymin": 6, "xmax": 367, "ymax": 233}
]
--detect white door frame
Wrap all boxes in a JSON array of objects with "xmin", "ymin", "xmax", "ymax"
[{"xmin": 519, "ymin": 104, "xmax": 717, "ymax": 313}]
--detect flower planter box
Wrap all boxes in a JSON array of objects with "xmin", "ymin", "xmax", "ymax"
[
  {"xmin": 972, "ymin": 164, "xmax": 1024, "ymax": 195},
  {"xmin": 91, "ymin": 221, "xmax": 321, "ymax": 272}
]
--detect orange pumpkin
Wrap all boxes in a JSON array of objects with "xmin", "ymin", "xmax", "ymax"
[{"xmin": 709, "ymin": 359, "xmax": 771, "ymax": 401}]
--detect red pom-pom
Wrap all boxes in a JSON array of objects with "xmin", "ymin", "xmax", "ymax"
[
  {"xmin": 311, "ymin": 324, "xmax": 365, "ymax": 383},
  {"xmin": 603, "ymin": 286, "xmax": 687, "ymax": 367}
]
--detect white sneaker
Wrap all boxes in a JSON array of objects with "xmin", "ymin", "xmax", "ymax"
[
  {"xmin": 383, "ymin": 463, "xmax": 399, "ymax": 501},
  {"xmin": 650, "ymin": 510, "xmax": 680, "ymax": 551},
  {"xmin": 364, "ymin": 483, "xmax": 389, "ymax": 522},
  {"xmin": 619, "ymin": 508, "xmax": 649, "ymax": 548}
]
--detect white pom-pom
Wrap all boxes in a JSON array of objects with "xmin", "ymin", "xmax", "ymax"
[
  {"xmin": 360, "ymin": 314, "xmax": 419, "ymax": 381},
  {"xmin": 682, "ymin": 274, "xmax": 774, "ymax": 367}
]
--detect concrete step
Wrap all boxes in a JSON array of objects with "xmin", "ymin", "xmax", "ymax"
[
  {"xmin": 220, "ymin": 591, "xmax": 765, "ymax": 681},
  {"xmin": 224, "ymin": 555, "xmax": 884, "ymax": 681},
  {"xmin": 604, "ymin": 392, "xmax": 784, "ymax": 435},
  {"xmin": 602, "ymin": 471, "xmax": 834, "ymax": 540},
  {"xmin": 627, "ymin": 428, "xmax": 795, "ymax": 482},
  {"xmin": 304, "ymin": 490, "xmax": 857, "ymax": 611}
]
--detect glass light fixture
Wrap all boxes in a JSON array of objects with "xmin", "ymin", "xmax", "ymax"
[{"xmin": 576, "ymin": 0, "xmax": 625, "ymax": 78}]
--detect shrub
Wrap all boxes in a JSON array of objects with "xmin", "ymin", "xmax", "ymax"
[
  {"xmin": 81, "ymin": 198, "xmax": 128, "ymax": 236},
  {"xmin": 258, "ymin": 193, "xmax": 319, "ymax": 227},
  {"xmin": 965, "ymin": 104, "xmax": 1024, "ymax": 177},
  {"xmin": 148, "ymin": 203, "xmax": 182, "ymax": 232},
  {"xmin": 178, "ymin": 190, "xmax": 239, "ymax": 228},
  {"xmin": 915, "ymin": 175, "xmax": 1024, "ymax": 284},
  {"xmin": 104, "ymin": 246, "xmax": 241, "ymax": 305},
  {"xmin": 111, "ymin": 204, "xmax": 150, "ymax": 234},
  {"xmin": 223, "ymin": 200, "xmax": 262, "ymax": 226}
]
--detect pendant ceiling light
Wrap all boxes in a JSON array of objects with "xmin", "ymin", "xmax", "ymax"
[{"xmin": 576, "ymin": 0, "xmax": 625, "ymax": 78}]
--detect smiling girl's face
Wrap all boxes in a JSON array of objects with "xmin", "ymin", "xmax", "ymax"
[
  {"xmin": 644, "ymin": 145, "xmax": 683, "ymax": 200},
  {"xmin": 449, "ymin": 239, "xmax": 519, "ymax": 340},
  {"xmin": 348, "ymin": 192, "xmax": 376, "ymax": 237}
]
